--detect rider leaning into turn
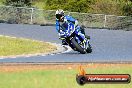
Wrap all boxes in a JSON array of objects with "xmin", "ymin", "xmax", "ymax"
[{"xmin": 55, "ymin": 9, "xmax": 88, "ymax": 48}]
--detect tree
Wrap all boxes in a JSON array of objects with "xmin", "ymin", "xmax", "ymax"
[
  {"xmin": 4, "ymin": 0, "xmax": 31, "ymax": 7},
  {"xmin": 123, "ymin": 3, "xmax": 132, "ymax": 16},
  {"xmin": 45, "ymin": 0, "xmax": 93, "ymax": 13}
]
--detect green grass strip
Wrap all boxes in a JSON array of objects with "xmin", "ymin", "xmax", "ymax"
[
  {"xmin": 0, "ymin": 36, "xmax": 57, "ymax": 56},
  {"xmin": 0, "ymin": 66, "xmax": 131, "ymax": 88}
]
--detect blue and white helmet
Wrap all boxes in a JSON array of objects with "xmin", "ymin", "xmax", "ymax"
[{"xmin": 55, "ymin": 9, "xmax": 64, "ymax": 20}]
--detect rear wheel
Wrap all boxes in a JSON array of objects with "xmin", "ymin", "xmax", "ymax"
[{"xmin": 71, "ymin": 38, "xmax": 86, "ymax": 54}]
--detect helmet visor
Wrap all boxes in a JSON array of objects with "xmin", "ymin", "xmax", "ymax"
[{"xmin": 56, "ymin": 14, "xmax": 63, "ymax": 20}]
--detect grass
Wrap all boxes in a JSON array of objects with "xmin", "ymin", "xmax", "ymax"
[
  {"xmin": 0, "ymin": 36, "xmax": 57, "ymax": 56},
  {"xmin": 32, "ymin": 1, "xmax": 46, "ymax": 9},
  {"xmin": 0, "ymin": 64, "xmax": 131, "ymax": 88}
]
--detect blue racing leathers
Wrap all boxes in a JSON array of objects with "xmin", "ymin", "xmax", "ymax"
[{"xmin": 56, "ymin": 15, "xmax": 86, "ymax": 41}]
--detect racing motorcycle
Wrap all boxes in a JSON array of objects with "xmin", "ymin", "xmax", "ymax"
[{"xmin": 59, "ymin": 22, "xmax": 92, "ymax": 54}]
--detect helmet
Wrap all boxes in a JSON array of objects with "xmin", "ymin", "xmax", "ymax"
[{"xmin": 55, "ymin": 9, "xmax": 64, "ymax": 20}]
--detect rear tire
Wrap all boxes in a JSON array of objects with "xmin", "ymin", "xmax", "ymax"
[{"xmin": 71, "ymin": 38, "xmax": 86, "ymax": 54}]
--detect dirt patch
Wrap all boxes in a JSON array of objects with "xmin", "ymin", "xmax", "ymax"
[{"xmin": 0, "ymin": 63, "xmax": 132, "ymax": 72}]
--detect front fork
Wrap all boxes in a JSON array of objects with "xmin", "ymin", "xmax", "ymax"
[
  {"xmin": 65, "ymin": 35, "xmax": 90, "ymax": 51},
  {"xmin": 84, "ymin": 39, "xmax": 90, "ymax": 50},
  {"xmin": 75, "ymin": 36, "xmax": 89, "ymax": 50}
]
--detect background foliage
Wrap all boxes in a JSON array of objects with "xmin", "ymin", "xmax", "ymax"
[
  {"xmin": 3, "ymin": 0, "xmax": 31, "ymax": 7},
  {"xmin": 1, "ymin": 0, "xmax": 132, "ymax": 16}
]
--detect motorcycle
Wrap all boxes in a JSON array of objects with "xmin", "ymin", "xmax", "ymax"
[{"xmin": 59, "ymin": 22, "xmax": 92, "ymax": 54}]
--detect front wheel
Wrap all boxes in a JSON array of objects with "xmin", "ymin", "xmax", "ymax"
[
  {"xmin": 71, "ymin": 38, "xmax": 86, "ymax": 54},
  {"xmin": 86, "ymin": 42, "xmax": 92, "ymax": 53}
]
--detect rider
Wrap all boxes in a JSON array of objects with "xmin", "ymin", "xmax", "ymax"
[{"xmin": 55, "ymin": 9, "xmax": 88, "ymax": 47}]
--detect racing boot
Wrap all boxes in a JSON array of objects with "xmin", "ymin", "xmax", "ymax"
[
  {"xmin": 62, "ymin": 39, "xmax": 68, "ymax": 45},
  {"xmin": 59, "ymin": 35, "xmax": 68, "ymax": 45}
]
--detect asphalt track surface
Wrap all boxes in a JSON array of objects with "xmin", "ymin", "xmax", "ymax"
[{"xmin": 0, "ymin": 23, "xmax": 132, "ymax": 63}]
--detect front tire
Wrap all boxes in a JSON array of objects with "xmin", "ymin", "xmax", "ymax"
[
  {"xmin": 86, "ymin": 43, "xmax": 92, "ymax": 53},
  {"xmin": 71, "ymin": 38, "xmax": 86, "ymax": 54}
]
